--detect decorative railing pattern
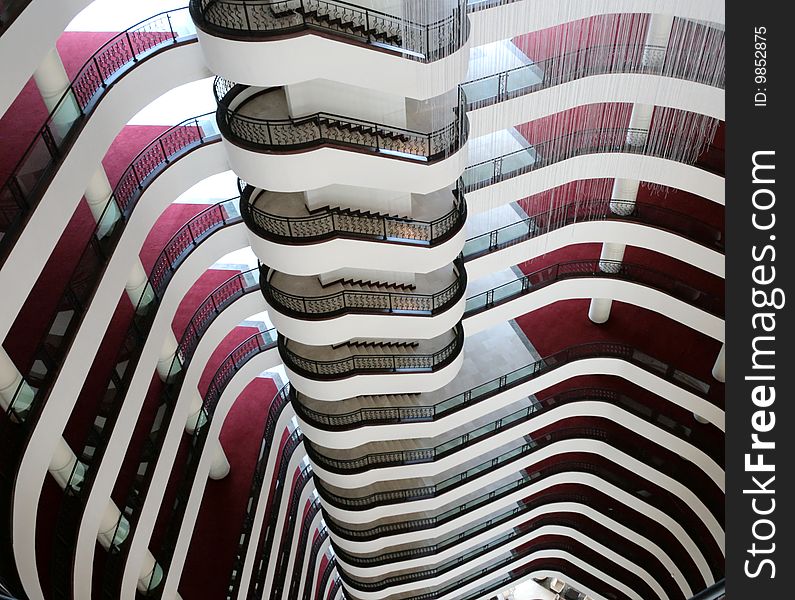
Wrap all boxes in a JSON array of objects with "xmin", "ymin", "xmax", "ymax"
[
  {"xmin": 240, "ymin": 182, "xmax": 467, "ymax": 246},
  {"xmin": 264, "ymin": 464, "xmax": 315, "ymax": 600},
  {"xmin": 1, "ymin": 114, "xmax": 218, "ymax": 429},
  {"xmin": 279, "ymin": 324, "xmax": 463, "ymax": 380},
  {"xmin": 305, "ymin": 387, "xmax": 723, "ymax": 474},
  {"xmin": 291, "ymin": 341, "xmax": 718, "ymax": 430},
  {"xmin": 461, "ymin": 41, "xmax": 725, "ymax": 110},
  {"xmin": 145, "ymin": 327, "xmax": 280, "ymax": 596},
  {"xmin": 0, "ymin": 8, "xmax": 196, "ymax": 262},
  {"xmin": 462, "ymin": 197, "xmax": 724, "ymax": 261},
  {"xmin": 225, "ymin": 385, "xmax": 293, "ymax": 600},
  {"xmin": 463, "ymin": 259, "xmax": 724, "ymax": 318},
  {"xmin": 338, "ymin": 512, "xmax": 675, "ymax": 597},
  {"xmin": 96, "ymin": 269, "xmax": 266, "ymax": 596},
  {"xmin": 300, "ymin": 525, "xmax": 329, "ymax": 600},
  {"xmin": 289, "ymin": 503, "xmax": 324, "ymax": 600},
  {"xmin": 261, "ymin": 257, "xmax": 466, "ymax": 319},
  {"xmin": 190, "ymin": 0, "xmax": 468, "ymax": 62},
  {"xmin": 215, "ymin": 78, "xmax": 466, "ymax": 162},
  {"xmin": 313, "ymin": 423, "xmax": 721, "ymax": 514},
  {"xmin": 324, "ymin": 457, "xmax": 721, "ymax": 573},
  {"xmin": 462, "ymin": 126, "xmax": 725, "ymax": 192}
]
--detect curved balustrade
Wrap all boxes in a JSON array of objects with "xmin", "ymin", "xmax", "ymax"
[
  {"xmin": 215, "ymin": 78, "xmax": 467, "ymax": 162},
  {"xmin": 53, "ymin": 266, "xmax": 264, "ymax": 597},
  {"xmin": 463, "ymin": 258, "xmax": 724, "ymax": 318},
  {"xmin": 313, "ymin": 423, "xmax": 722, "ymax": 520},
  {"xmin": 323, "ymin": 457, "xmax": 724, "ymax": 580},
  {"xmin": 346, "ymin": 537, "xmax": 647, "ymax": 600},
  {"xmin": 332, "ymin": 487, "xmax": 699, "ymax": 590},
  {"xmin": 288, "ymin": 502, "xmax": 324, "ymax": 600},
  {"xmin": 137, "ymin": 327, "xmax": 280, "ymax": 597},
  {"xmin": 269, "ymin": 471, "xmax": 317, "ymax": 600},
  {"xmin": 317, "ymin": 560, "xmax": 338, "ymax": 600},
  {"xmin": 2, "ymin": 114, "xmax": 218, "ymax": 429},
  {"xmin": 240, "ymin": 181, "xmax": 467, "ymax": 247},
  {"xmin": 190, "ymin": 0, "xmax": 468, "ymax": 62},
  {"xmin": 280, "ymin": 324, "xmax": 464, "ymax": 381},
  {"xmin": 462, "ymin": 40, "xmax": 725, "ymax": 110},
  {"xmin": 1, "ymin": 118, "xmax": 222, "ymax": 597},
  {"xmin": 462, "ymin": 126, "xmax": 725, "ymax": 192},
  {"xmin": 300, "ymin": 525, "xmax": 329, "ymax": 600},
  {"xmin": 338, "ymin": 512, "xmax": 680, "ymax": 599},
  {"xmin": 0, "ymin": 8, "xmax": 197, "ymax": 262},
  {"xmin": 463, "ymin": 197, "xmax": 724, "ymax": 262},
  {"xmin": 292, "ymin": 341, "xmax": 719, "ymax": 431},
  {"xmin": 224, "ymin": 384, "xmax": 292, "ymax": 599},
  {"xmin": 261, "ymin": 257, "xmax": 466, "ymax": 320},
  {"xmin": 305, "ymin": 387, "xmax": 723, "ymax": 475}
]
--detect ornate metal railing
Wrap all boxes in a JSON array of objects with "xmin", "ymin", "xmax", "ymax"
[
  {"xmin": 314, "ymin": 423, "xmax": 721, "ymax": 516},
  {"xmin": 53, "ymin": 211, "xmax": 243, "ymax": 597},
  {"xmin": 316, "ymin": 559, "xmax": 338, "ymax": 600},
  {"xmin": 323, "ymin": 457, "xmax": 723, "ymax": 584},
  {"xmin": 462, "ymin": 126, "xmax": 725, "ymax": 192},
  {"xmin": 463, "ymin": 197, "xmax": 724, "ymax": 261},
  {"xmin": 215, "ymin": 78, "xmax": 467, "ymax": 162},
  {"xmin": 305, "ymin": 386, "xmax": 723, "ymax": 475},
  {"xmin": 462, "ymin": 41, "xmax": 725, "ymax": 110},
  {"xmin": 0, "ymin": 8, "xmax": 196, "ymax": 263},
  {"xmin": 261, "ymin": 256, "xmax": 466, "ymax": 319},
  {"xmin": 300, "ymin": 525, "xmax": 329, "ymax": 600},
  {"xmin": 2, "ymin": 114, "xmax": 218, "ymax": 431},
  {"xmin": 464, "ymin": 258, "xmax": 724, "ymax": 318},
  {"xmin": 279, "ymin": 324, "xmax": 463, "ymax": 380},
  {"xmin": 240, "ymin": 181, "xmax": 467, "ymax": 246},
  {"xmin": 289, "ymin": 503, "xmax": 324, "ymax": 600},
  {"xmin": 190, "ymin": 0, "xmax": 468, "ymax": 62},
  {"xmin": 338, "ymin": 512, "xmax": 677, "ymax": 598},
  {"xmin": 93, "ymin": 269, "xmax": 266, "ymax": 598},
  {"xmin": 291, "ymin": 341, "xmax": 718, "ymax": 430},
  {"xmin": 264, "ymin": 465, "xmax": 315, "ymax": 600},
  {"xmin": 139, "ymin": 327, "xmax": 280, "ymax": 597},
  {"xmin": 225, "ymin": 384, "xmax": 293, "ymax": 600}
]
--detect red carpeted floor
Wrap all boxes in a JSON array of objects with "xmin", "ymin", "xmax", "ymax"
[
  {"xmin": 0, "ymin": 32, "xmax": 118, "ymax": 184},
  {"xmin": 179, "ymin": 375, "xmax": 279, "ymax": 600}
]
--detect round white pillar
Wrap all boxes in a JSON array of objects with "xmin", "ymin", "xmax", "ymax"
[
  {"xmin": 588, "ymin": 298, "xmax": 613, "ymax": 324},
  {"xmin": 85, "ymin": 167, "xmax": 122, "ymax": 238},
  {"xmin": 208, "ymin": 441, "xmax": 231, "ymax": 481},
  {"xmin": 47, "ymin": 438, "xmax": 87, "ymax": 492},
  {"xmin": 184, "ymin": 389, "xmax": 207, "ymax": 434},
  {"xmin": 712, "ymin": 343, "xmax": 725, "ymax": 382},
  {"xmin": 642, "ymin": 14, "xmax": 675, "ymax": 69},
  {"xmin": 32, "ymin": 47, "xmax": 81, "ymax": 139},
  {"xmin": 156, "ymin": 331, "xmax": 183, "ymax": 382},
  {"xmin": 609, "ymin": 178, "xmax": 641, "ymax": 215},
  {"xmin": 126, "ymin": 260, "xmax": 156, "ymax": 313}
]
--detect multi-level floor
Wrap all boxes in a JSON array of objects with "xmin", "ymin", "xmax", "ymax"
[{"xmin": 0, "ymin": 1, "xmax": 725, "ymax": 600}]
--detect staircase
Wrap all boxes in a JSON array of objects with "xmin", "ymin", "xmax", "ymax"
[{"xmin": 271, "ymin": 0, "xmax": 403, "ymax": 47}]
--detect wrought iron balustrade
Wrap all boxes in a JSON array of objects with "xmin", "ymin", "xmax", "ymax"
[
  {"xmin": 190, "ymin": 0, "xmax": 468, "ymax": 62},
  {"xmin": 0, "ymin": 8, "xmax": 196, "ymax": 263},
  {"xmin": 240, "ymin": 182, "xmax": 467, "ymax": 246},
  {"xmin": 279, "ymin": 324, "xmax": 463, "ymax": 380}
]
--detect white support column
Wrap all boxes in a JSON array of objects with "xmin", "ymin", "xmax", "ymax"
[
  {"xmin": 208, "ymin": 439, "xmax": 231, "ymax": 480},
  {"xmin": 32, "ymin": 47, "xmax": 81, "ymax": 139},
  {"xmin": 184, "ymin": 389, "xmax": 207, "ymax": 434},
  {"xmin": 712, "ymin": 343, "xmax": 725, "ymax": 382},
  {"xmin": 126, "ymin": 260, "xmax": 157, "ymax": 313},
  {"xmin": 588, "ymin": 13, "xmax": 674, "ymax": 326},
  {"xmin": 642, "ymin": 14, "xmax": 675, "ymax": 69},
  {"xmin": 156, "ymin": 331, "xmax": 184, "ymax": 382},
  {"xmin": 0, "ymin": 348, "xmax": 35, "ymax": 418},
  {"xmin": 588, "ymin": 242, "xmax": 626, "ymax": 323},
  {"xmin": 85, "ymin": 167, "xmax": 122, "ymax": 238}
]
